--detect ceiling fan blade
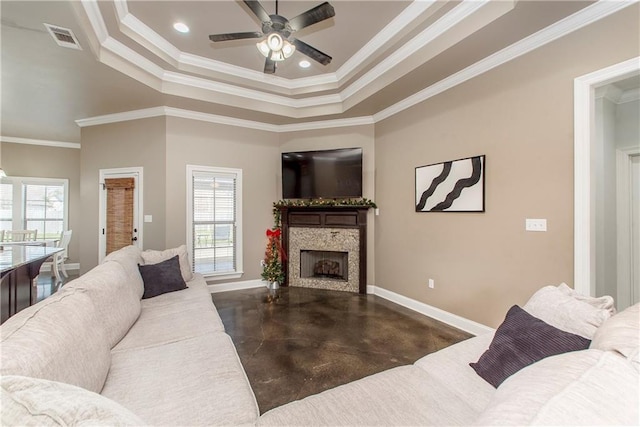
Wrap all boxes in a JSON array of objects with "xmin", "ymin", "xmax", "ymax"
[
  {"xmin": 209, "ymin": 31, "xmax": 263, "ymax": 42},
  {"xmin": 264, "ymin": 58, "xmax": 276, "ymax": 74},
  {"xmin": 292, "ymin": 38, "xmax": 332, "ymax": 65},
  {"xmin": 243, "ymin": 0, "xmax": 271, "ymax": 23},
  {"xmin": 289, "ymin": 2, "xmax": 335, "ymax": 31}
]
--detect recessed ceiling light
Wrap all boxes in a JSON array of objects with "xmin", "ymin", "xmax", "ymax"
[
  {"xmin": 173, "ymin": 22, "xmax": 189, "ymax": 33},
  {"xmin": 299, "ymin": 60, "xmax": 311, "ymax": 69}
]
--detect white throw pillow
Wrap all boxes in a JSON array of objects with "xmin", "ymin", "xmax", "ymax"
[
  {"xmin": 141, "ymin": 244, "xmax": 194, "ymax": 282},
  {"xmin": 591, "ymin": 303, "xmax": 640, "ymax": 368},
  {"xmin": 1, "ymin": 375, "xmax": 145, "ymax": 426},
  {"xmin": 523, "ymin": 285, "xmax": 612, "ymax": 339},
  {"xmin": 475, "ymin": 350, "xmax": 639, "ymax": 426},
  {"xmin": 556, "ymin": 282, "xmax": 616, "ymax": 313}
]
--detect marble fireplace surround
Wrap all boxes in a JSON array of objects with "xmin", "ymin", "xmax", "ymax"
[
  {"xmin": 289, "ymin": 227, "xmax": 360, "ymax": 293},
  {"xmin": 279, "ymin": 206, "xmax": 368, "ymax": 294}
]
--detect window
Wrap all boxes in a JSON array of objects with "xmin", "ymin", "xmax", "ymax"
[
  {"xmin": 0, "ymin": 177, "xmax": 69, "ymax": 240},
  {"xmin": 0, "ymin": 183, "xmax": 12, "ymax": 232},
  {"xmin": 187, "ymin": 165, "xmax": 243, "ymax": 278},
  {"xmin": 24, "ymin": 183, "xmax": 65, "ymax": 239}
]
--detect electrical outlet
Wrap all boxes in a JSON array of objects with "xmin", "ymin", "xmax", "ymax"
[
  {"xmin": 525, "ymin": 218, "xmax": 547, "ymax": 232},
  {"xmin": 428, "ymin": 278, "xmax": 435, "ymax": 289}
]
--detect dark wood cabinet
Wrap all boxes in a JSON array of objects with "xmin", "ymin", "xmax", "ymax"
[{"xmin": 1, "ymin": 246, "xmax": 61, "ymax": 324}]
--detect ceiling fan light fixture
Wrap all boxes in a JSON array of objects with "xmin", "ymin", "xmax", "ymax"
[
  {"xmin": 256, "ymin": 32, "xmax": 295, "ymax": 62},
  {"xmin": 267, "ymin": 33, "xmax": 283, "ymax": 51}
]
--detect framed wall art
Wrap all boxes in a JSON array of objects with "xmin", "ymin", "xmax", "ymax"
[{"xmin": 415, "ymin": 155, "xmax": 485, "ymax": 212}]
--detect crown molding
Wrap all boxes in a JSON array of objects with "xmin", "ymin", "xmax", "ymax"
[
  {"xmin": 1, "ymin": 136, "xmax": 81, "ymax": 149},
  {"xmin": 374, "ymin": 0, "xmax": 637, "ymax": 122},
  {"xmin": 76, "ymin": 106, "xmax": 374, "ymax": 133},
  {"xmin": 619, "ymin": 87, "xmax": 640, "ymax": 104},
  {"xmin": 342, "ymin": 0, "xmax": 509, "ymax": 105},
  {"xmin": 75, "ymin": 106, "xmax": 166, "ymax": 127}
]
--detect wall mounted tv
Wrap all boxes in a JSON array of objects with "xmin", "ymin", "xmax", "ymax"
[{"xmin": 282, "ymin": 148, "xmax": 363, "ymax": 199}]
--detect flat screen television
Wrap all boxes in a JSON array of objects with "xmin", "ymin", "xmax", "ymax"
[{"xmin": 282, "ymin": 148, "xmax": 363, "ymax": 199}]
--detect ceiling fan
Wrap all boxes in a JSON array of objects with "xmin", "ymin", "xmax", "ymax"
[{"xmin": 209, "ymin": 0, "xmax": 335, "ymax": 74}]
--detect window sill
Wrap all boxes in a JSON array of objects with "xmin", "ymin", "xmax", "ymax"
[{"xmin": 201, "ymin": 271, "xmax": 244, "ymax": 282}]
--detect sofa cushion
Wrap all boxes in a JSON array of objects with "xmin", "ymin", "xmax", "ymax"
[
  {"xmin": 523, "ymin": 285, "xmax": 611, "ymax": 338},
  {"xmin": 0, "ymin": 290, "xmax": 111, "ymax": 393},
  {"xmin": 141, "ymin": 244, "xmax": 194, "ymax": 282},
  {"xmin": 258, "ymin": 365, "xmax": 483, "ymax": 426},
  {"xmin": 113, "ymin": 296, "xmax": 225, "ymax": 352},
  {"xmin": 101, "ymin": 245, "xmax": 144, "ymax": 298},
  {"xmin": 64, "ymin": 261, "xmax": 141, "ymax": 349},
  {"xmin": 591, "ymin": 303, "xmax": 640, "ymax": 367},
  {"xmin": 470, "ymin": 305, "xmax": 590, "ymax": 388},
  {"xmin": 414, "ymin": 334, "xmax": 496, "ymax": 414},
  {"xmin": 102, "ymin": 332, "xmax": 258, "ymax": 426},
  {"xmin": 138, "ymin": 255, "xmax": 187, "ymax": 299},
  {"xmin": 474, "ymin": 350, "xmax": 640, "ymax": 426},
  {"xmin": 1, "ymin": 375, "xmax": 145, "ymax": 426}
]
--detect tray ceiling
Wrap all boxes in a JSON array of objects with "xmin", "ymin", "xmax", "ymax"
[{"xmin": 2, "ymin": 0, "xmax": 622, "ymax": 143}]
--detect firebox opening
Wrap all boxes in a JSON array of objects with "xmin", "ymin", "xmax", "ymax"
[{"xmin": 300, "ymin": 250, "xmax": 348, "ymax": 281}]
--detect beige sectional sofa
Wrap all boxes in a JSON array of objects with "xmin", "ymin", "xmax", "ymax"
[
  {"xmin": 1, "ymin": 245, "xmax": 259, "ymax": 425},
  {"xmin": 1, "ymin": 244, "xmax": 639, "ymax": 425}
]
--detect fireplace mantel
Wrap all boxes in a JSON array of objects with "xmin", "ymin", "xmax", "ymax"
[{"xmin": 279, "ymin": 206, "xmax": 368, "ymax": 294}]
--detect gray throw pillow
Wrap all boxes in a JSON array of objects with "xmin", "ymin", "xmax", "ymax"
[
  {"xmin": 138, "ymin": 255, "xmax": 187, "ymax": 299},
  {"xmin": 470, "ymin": 305, "xmax": 591, "ymax": 388}
]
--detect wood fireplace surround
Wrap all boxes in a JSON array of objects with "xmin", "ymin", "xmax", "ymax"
[{"xmin": 279, "ymin": 206, "xmax": 368, "ymax": 294}]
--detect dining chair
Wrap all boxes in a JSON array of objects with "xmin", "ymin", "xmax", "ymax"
[
  {"xmin": 7, "ymin": 230, "xmax": 38, "ymax": 242},
  {"xmin": 52, "ymin": 230, "xmax": 73, "ymax": 282}
]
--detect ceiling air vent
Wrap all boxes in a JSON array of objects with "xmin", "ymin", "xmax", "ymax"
[{"xmin": 43, "ymin": 23, "xmax": 82, "ymax": 50}]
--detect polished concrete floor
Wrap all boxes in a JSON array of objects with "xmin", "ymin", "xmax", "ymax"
[{"xmin": 212, "ymin": 286, "xmax": 472, "ymax": 414}]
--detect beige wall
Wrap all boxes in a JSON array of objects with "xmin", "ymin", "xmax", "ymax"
[
  {"xmin": 79, "ymin": 117, "xmax": 167, "ymax": 272},
  {"xmin": 166, "ymin": 117, "xmax": 281, "ymax": 286},
  {"xmin": 0, "ymin": 142, "xmax": 81, "ymax": 263},
  {"xmin": 374, "ymin": 6, "xmax": 639, "ymax": 328},
  {"xmin": 279, "ymin": 125, "xmax": 376, "ymax": 285}
]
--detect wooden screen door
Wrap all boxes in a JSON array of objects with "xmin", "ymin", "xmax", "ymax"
[
  {"xmin": 99, "ymin": 168, "xmax": 143, "ymax": 261},
  {"xmin": 105, "ymin": 178, "xmax": 135, "ymax": 255}
]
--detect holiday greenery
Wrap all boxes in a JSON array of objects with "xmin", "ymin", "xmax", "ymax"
[
  {"xmin": 271, "ymin": 198, "xmax": 377, "ymax": 227},
  {"xmin": 261, "ymin": 228, "xmax": 285, "ymax": 284}
]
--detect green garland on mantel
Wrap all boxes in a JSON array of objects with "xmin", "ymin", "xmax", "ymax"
[{"xmin": 271, "ymin": 198, "xmax": 377, "ymax": 227}]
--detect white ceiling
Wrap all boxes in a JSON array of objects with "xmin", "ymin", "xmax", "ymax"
[{"xmin": 2, "ymin": 0, "xmax": 627, "ymax": 144}]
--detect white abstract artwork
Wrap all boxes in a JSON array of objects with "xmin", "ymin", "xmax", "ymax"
[{"xmin": 415, "ymin": 155, "xmax": 485, "ymax": 212}]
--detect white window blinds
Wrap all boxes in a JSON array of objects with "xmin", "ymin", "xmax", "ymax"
[{"xmin": 187, "ymin": 166, "xmax": 243, "ymax": 278}]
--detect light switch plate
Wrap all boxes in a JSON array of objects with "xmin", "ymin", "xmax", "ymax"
[
  {"xmin": 526, "ymin": 218, "xmax": 547, "ymax": 232},
  {"xmin": 144, "ymin": 215, "xmax": 153, "ymax": 223}
]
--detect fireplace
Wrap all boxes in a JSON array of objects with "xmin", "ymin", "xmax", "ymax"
[
  {"xmin": 279, "ymin": 206, "xmax": 368, "ymax": 294},
  {"xmin": 301, "ymin": 250, "xmax": 348, "ymax": 281}
]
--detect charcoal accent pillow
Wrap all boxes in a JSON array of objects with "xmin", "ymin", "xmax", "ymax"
[
  {"xmin": 470, "ymin": 305, "xmax": 591, "ymax": 388},
  {"xmin": 138, "ymin": 255, "xmax": 187, "ymax": 299}
]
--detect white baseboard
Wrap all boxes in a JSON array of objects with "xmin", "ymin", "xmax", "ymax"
[
  {"xmin": 208, "ymin": 279, "xmax": 267, "ymax": 294},
  {"xmin": 39, "ymin": 262, "xmax": 80, "ymax": 273},
  {"xmin": 367, "ymin": 285, "xmax": 494, "ymax": 336}
]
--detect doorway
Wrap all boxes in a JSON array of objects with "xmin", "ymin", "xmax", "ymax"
[
  {"xmin": 98, "ymin": 167, "xmax": 143, "ymax": 262},
  {"xmin": 574, "ymin": 57, "xmax": 640, "ymax": 310}
]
